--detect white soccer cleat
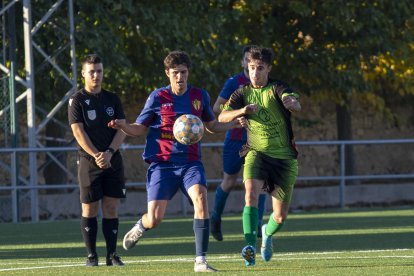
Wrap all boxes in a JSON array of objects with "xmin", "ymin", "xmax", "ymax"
[
  {"xmin": 260, "ymin": 224, "xmax": 273, "ymax": 261},
  {"xmin": 194, "ymin": 261, "xmax": 218, "ymax": 272},
  {"xmin": 123, "ymin": 224, "xmax": 144, "ymax": 250}
]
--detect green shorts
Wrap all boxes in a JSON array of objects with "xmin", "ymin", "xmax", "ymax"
[{"xmin": 243, "ymin": 150, "xmax": 298, "ymax": 203}]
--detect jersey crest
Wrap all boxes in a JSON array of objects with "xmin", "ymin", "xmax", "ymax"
[{"xmin": 192, "ymin": 99, "xmax": 201, "ymax": 111}]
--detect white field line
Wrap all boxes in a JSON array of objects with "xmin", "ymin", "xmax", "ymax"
[{"xmin": 0, "ymin": 248, "xmax": 412, "ymax": 272}]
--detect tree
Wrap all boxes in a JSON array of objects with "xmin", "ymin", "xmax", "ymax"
[{"xmin": 5, "ymin": 1, "xmax": 413, "ymax": 187}]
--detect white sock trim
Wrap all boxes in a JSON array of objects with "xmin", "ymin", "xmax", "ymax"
[{"xmin": 195, "ymin": 256, "xmax": 206, "ymax": 263}]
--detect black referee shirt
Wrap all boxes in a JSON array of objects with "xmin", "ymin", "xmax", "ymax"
[{"xmin": 68, "ymin": 88, "xmax": 126, "ymax": 157}]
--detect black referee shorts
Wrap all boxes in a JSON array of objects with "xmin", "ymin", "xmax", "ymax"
[{"xmin": 77, "ymin": 152, "xmax": 126, "ymax": 203}]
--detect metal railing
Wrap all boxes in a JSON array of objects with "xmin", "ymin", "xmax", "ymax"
[{"xmin": 1, "ymin": 138, "xmax": 414, "ymax": 222}]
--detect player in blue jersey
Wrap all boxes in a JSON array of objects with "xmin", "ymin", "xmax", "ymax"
[
  {"xmin": 108, "ymin": 50, "xmax": 239, "ymax": 273},
  {"xmin": 210, "ymin": 45, "xmax": 267, "ymax": 241}
]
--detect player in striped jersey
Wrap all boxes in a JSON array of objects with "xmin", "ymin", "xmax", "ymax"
[{"xmin": 109, "ymin": 50, "xmax": 240, "ymax": 272}]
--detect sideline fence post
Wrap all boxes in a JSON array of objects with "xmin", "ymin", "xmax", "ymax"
[{"xmin": 339, "ymin": 143, "xmax": 346, "ymax": 208}]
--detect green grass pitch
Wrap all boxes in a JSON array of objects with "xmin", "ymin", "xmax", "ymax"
[{"xmin": 0, "ymin": 207, "xmax": 413, "ymax": 275}]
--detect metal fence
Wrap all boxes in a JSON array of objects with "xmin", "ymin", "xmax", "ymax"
[{"xmin": 1, "ymin": 138, "xmax": 414, "ymax": 222}]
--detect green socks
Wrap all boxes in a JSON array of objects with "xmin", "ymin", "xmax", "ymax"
[
  {"xmin": 265, "ymin": 212, "xmax": 284, "ymax": 236},
  {"xmin": 243, "ymin": 208, "xmax": 285, "ymax": 247},
  {"xmin": 242, "ymin": 206, "xmax": 258, "ymax": 247}
]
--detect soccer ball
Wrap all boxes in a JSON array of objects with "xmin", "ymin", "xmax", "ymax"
[{"xmin": 173, "ymin": 114, "xmax": 204, "ymax": 145}]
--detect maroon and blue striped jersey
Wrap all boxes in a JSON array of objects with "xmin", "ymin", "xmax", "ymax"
[
  {"xmin": 136, "ymin": 85, "xmax": 215, "ymax": 164},
  {"xmin": 219, "ymin": 72, "xmax": 249, "ymax": 141}
]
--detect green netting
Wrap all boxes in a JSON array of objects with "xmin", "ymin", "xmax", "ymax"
[{"xmin": 0, "ymin": 74, "xmax": 10, "ymax": 147}]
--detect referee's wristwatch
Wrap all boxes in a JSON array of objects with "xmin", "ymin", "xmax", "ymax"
[{"xmin": 106, "ymin": 147, "xmax": 115, "ymax": 154}]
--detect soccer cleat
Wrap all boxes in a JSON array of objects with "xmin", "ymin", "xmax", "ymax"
[
  {"xmin": 244, "ymin": 259, "xmax": 255, "ymax": 267},
  {"xmin": 106, "ymin": 252, "xmax": 124, "ymax": 266},
  {"xmin": 210, "ymin": 217, "xmax": 223, "ymax": 241},
  {"xmin": 257, "ymin": 223, "xmax": 262, "ymax": 238},
  {"xmin": 123, "ymin": 224, "xmax": 144, "ymax": 250},
  {"xmin": 86, "ymin": 253, "xmax": 98, "ymax": 266},
  {"xmin": 194, "ymin": 261, "xmax": 218, "ymax": 272},
  {"xmin": 241, "ymin": 245, "xmax": 256, "ymax": 267},
  {"xmin": 260, "ymin": 224, "xmax": 273, "ymax": 261}
]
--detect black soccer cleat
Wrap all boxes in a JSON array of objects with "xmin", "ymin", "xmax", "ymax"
[
  {"xmin": 211, "ymin": 217, "xmax": 223, "ymax": 241},
  {"xmin": 106, "ymin": 252, "xmax": 124, "ymax": 266},
  {"xmin": 86, "ymin": 253, "xmax": 98, "ymax": 266}
]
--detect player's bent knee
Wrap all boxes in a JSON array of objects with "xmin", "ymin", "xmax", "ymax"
[
  {"xmin": 81, "ymin": 202, "xmax": 99, "ymax": 217},
  {"xmin": 221, "ymin": 180, "xmax": 237, "ymax": 191},
  {"xmin": 102, "ymin": 209, "xmax": 118, "ymax": 218},
  {"xmin": 222, "ymin": 174, "xmax": 239, "ymax": 187},
  {"xmin": 194, "ymin": 194, "xmax": 207, "ymax": 204},
  {"xmin": 245, "ymin": 193, "xmax": 259, "ymax": 206},
  {"xmin": 102, "ymin": 205, "xmax": 118, "ymax": 218}
]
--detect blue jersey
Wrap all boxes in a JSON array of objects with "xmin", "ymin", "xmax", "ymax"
[
  {"xmin": 219, "ymin": 72, "xmax": 249, "ymax": 141},
  {"xmin": 136, "ymin": 85, "xmax": 215, "ymax": 164}
]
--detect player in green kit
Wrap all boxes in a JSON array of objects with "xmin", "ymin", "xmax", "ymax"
[{"xmin": 218, "ymin": 46, "xmax": 301, "ymax": 267}]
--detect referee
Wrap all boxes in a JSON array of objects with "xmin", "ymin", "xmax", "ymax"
[{"xmin": 68, "ymin": 54, "xmax": 126, "ymax": 266}]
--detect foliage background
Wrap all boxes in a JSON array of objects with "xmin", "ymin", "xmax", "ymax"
[
  {"xmin": 1, "ymin": 0, "xmax": 414, "ymax": 187},
  {"xmin": 22, "ymin": 0, "xmax": 414, "ymax": 124}
]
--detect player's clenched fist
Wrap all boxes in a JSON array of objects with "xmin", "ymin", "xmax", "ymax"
[
  {"xmin": 108, "ymin": 119, "xmax": 126, "ymax": 129},
  {"xmin": 282, "ymin": 96, "xmax": 301, "ymax": 112},
  {"xmin": 243, "ymin": 104, "xmax": 258, "ymax": 114},
  {"xmin": 236, "ymin": 117, "xmax": 249, "ymax": 128}
]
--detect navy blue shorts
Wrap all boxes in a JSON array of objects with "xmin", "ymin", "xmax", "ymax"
[
  {"xmin": 222, "ymin": 139, "xmax": 245, "ymax": 175},
  {"xmin": 146, "ymin": 161, "xmax": 207, "ymax": 202}
]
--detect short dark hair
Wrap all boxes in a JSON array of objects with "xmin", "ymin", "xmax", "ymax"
[
  {"xmin": 82, "ymin": 54, "xmax": 102, "ymax": 68},
  {"xmin": 164, "ymin": 51, "xmax": 191, "ymax": 70},
  {"xmin": 242, "ymin": 44, "xmax": 257, "ymax": 55},
  {"xmin": 246, "ymin": 46, "xmax": 274, "ymax": 65}
]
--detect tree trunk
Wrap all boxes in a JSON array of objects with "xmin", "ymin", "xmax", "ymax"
[{"xmin": 336, "ymin": 99, "xmax": 357, "ymax": 184}]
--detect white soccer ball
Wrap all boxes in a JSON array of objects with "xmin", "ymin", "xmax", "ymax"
[{"xmin": 173, "ymin": 114, "xmax": 204, "ymax": 145}]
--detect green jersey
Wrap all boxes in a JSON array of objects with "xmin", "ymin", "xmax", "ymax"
[{"xmin": 223, "ymin": 81, "xmax": 298, "ymax": 159}]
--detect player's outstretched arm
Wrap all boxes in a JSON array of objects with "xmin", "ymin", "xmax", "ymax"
[
  {"xmin": 218, "ymin": 109, "xmax": 243, "ymax": 123},
  {"xmin": 108, "ymin": 119, "xmax": 147, "ymax": 137},
  {"xmin": 204, "ymin": 119, "xmax": 239, "ymax": 133},
  {"xmin": 218, "ymin": 104, "xmax": 258, "ymax": 122}
]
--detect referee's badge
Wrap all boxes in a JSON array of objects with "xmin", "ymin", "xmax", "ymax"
[
  {"xmin": 87, "ymin": 110, "xmax": 97, "ymax": 120},
  {"xmin": 106, "ymin": 107, "xmax": 114, "ymax": 117}
]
